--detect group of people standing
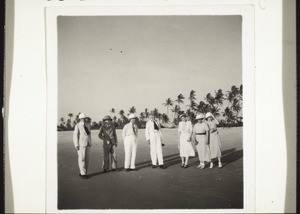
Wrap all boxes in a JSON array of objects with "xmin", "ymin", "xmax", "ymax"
[
  {"xmin": 72, "ymin": 110, "xmax": 222, "ymax": 179},
  {"xmin": 178, "ymin": 112, "xmax": 222, "ymax": 170}
]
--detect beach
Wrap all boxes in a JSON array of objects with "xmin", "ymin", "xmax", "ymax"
[{"xmin": 57, "ymin": 127, "xmax": 243, "ymax": 209}]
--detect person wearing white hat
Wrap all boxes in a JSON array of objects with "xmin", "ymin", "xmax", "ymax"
[
  {"xmin": 145, "ymin": 110, "xmax": 165, "ymax": 169},
  {"xmin": 73, "ymin": 113, "xmax": 92, "ymax": 179},
  {"xmin": 192, "ymin": 114, "xmax": 211, "ymax": 169},
  {"xmin": 98, "ymin": 115, "xmax": 118, "ymax": 173},
  {"xmin": 122, "ymin": 113, "xmax": 139, "ymax": 171},
  {"xmin": 205, "ymin": 112, "xmax": 222, "ymax": 168},
  {"xmin": 178, "ymin": 113, "xmax": 195, "ymax": 168}
]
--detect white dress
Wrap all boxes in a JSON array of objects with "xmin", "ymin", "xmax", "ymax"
[
  {"xmin": 206, "ymin": 120, "xmax": 222, "ymax": 158},
  {"xmin": 178, "ymin": 121, "xmax": 195, "ymax": 157},
  {"xmin": 193, "ymin": 122, "xmax": 211, "ymax": 162}
]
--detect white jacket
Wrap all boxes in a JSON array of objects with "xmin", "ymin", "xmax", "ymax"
[
  {"xmin": 73, "ymin": 121, "xmax": 92, "ymax": 148},
  {"xmin": 145, "ymin": 120, "xmax": 163, "ymax": 141}
]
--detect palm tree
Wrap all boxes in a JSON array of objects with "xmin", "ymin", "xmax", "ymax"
[
  {"xmin": 110, "ymin": 108, "xmax": 116, "ymax": 117},
  {"xmin": 68, "ymin": 113, "xmax": 73, "ymax": 122},
  {"xmin": 187, "ymin": 90, "xmax": 197, "ymax": 112},
  {"xmin": 237, "ymin": 84, "xmax": 243, "ymax": 110},
  {"xmin": 119, "ymin": 109, "xmax": 125, "ymax": 117},
  {"xmin": 231, "ymin": 98, "xmax": 242, "ymax": 118},
  {"xmin": 92, "ymin": 121, "xmax": 98, "ymax": 129},
  {"xmin": 59, "ymin": 117, "xmax": 65, "ymax": 130},
  {"xmin": 223, "ymin": 107, "xmax": 236, "ymax": 125},
  {"xmin": 196, "ymin": 101, "xmax": 210, "ymax": 114},
  {"xmin": 172, "ymin": 104, "xmax": 181, "ymax": 123},
  {"xmin": 153, "ymin": 108, "xmax": 159, "ymax": 118},
  {"xmin": 66, "ymin": 119, "xmax": 72, "ymax": 130},
  {"xmin": 118, "ymin": 109, "xmax": 126, "ymax": 127},
  {"xmin": 75, "ymin": 113, "xmax": 80, "ymax": 123},
  {"xmin": 210, "ymin": 106, "xmax": 221, "ymax": 118},
  {"xmin": 139, "ymin": 112, "xmax": 146, "ymax": 121},
  {"xmin": 129, "ymin": 106, "xmax": 136, "ymax": 114},
  {"xmin": 239, "ymin": 84, "xmax": 243, "ymax": 97},
  {"xmin": 226, "ymin": 85, "xmax": 239, "ymax": 105},
  {"xmin": 86, "ymin": 117, "xmax": 92, "ymax": 124},
  {"xmin": 214, "ymin": 89, "xmax": 225, "ymax": 107},
  {"xmin": 205, "ymin": 93, "xmax": 216, "ymax": 106},
  {"xmin": 175, "ymin": 94, "xmax": 185, "ymax": 107},
  {"xmin": 161, "ymin": 113, "xmax": 170, "ymax": 124},
  {"xmin": 162, "ymin": 98, "xmax": 173, "ymax": 118},
  {"xmin": 144, "ymin": 108, "xmax": 149, "ymax": 119},
  {"xmin": 186, "ymin": 109, "xmax": 196, "ymax": 123},
  {"xmin": 113, "ymin": 116, "xmax": 118, "ymax": 125}
]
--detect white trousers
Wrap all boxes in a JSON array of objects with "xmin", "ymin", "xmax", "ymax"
[
  {"xmin": 124, "ymin": 135, "xmax": 138, "ymax": 169},
  {"xmin": 77, "ymin": 146, "xmax": 90, "ymax": 175},
  {"xmin": 150, "ymin": 132, "xmax": 164, "ymax": 165}
]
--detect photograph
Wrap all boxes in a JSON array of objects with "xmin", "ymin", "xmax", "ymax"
[
  {"xmin": 56, "ymin": 15, "xmax": 244, "ymax": 210},
  {"xmin": 5, "ymin": 0, "xmax": 295, "ymax": 213}
]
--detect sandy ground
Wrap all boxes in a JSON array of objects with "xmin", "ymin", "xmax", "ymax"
[{"xmin": 58, "ymin": 127, "xmax": 243, "ymax": 210}]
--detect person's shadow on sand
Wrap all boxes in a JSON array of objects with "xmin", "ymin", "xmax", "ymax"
[
  {"xmin": 89, "ymin": 149, "xmax": 243, "ymax": 177},
  {"xmin": 188, "ymin": 148, "xmax": 243, "ymax": 168}
]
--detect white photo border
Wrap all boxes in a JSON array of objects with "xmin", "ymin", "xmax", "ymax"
[{"xmin": 45, "ymin": 5, "xmax": 255, "ymax": 213}]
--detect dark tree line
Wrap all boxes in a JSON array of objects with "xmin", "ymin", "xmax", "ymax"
[{"xmin": 58, "ymin": 85, "xmax": 243, "ymax": 131}]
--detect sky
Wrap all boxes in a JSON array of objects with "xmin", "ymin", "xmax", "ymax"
[{"xmin": 57, "ymin": 16, "xmax": 242, "ymax": 123}]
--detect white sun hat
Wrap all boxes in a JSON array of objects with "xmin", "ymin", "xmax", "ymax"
[
  {"xmin": 205, "ymin": 112, "xmax": 214, "ymax": 119},
  {"xmin": 195, "ymin": 114, "xmax": 205, "ymax": 120},
  {"xmin": 128, "ymin": 113, "xmax": 137, "ymax": 120},
  {"xmin": 78, "ymin": 113, "xmax": 87, "ymax": 119}
]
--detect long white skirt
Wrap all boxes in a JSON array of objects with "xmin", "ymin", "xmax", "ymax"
[
  {"xmin": 195, "ymin": 135, "xmax": 211, "ymax": 162},
  {"xmin": 179, "ymin": 132, "xmax": 195, "ymax": 157},
  {"xmin": 209, "ymin": 132, "xmax": 222, "ymax": 158}
]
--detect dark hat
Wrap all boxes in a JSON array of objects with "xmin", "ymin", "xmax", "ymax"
[{"xmin": 103, "ymin": 115, "xmax": 112, "ymax": 121}]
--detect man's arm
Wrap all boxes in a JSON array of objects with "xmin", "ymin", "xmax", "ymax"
[
  {"xmin": 73, "ymin": 125, "xmax": 79, "ymax": 149},
  {"xmin": 98, "ymin": 126, "xmax": 104, "ymax": 140},
  {"xmin": 145, "ymin": 122, "xmax": 150, "ymax": 141},
  {"xmin": 122, "ymin": 124, "xmax": 127, "ymax": 139},
  {"xmin": 113, "ymin": 127, "xmax": 118, "ymax": 145},
  {"xmin": 135, "ymin": 124, "xmax": 139, "ymax": 135}
]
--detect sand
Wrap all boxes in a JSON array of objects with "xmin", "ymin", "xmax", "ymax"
[{"xmin": 57, "ymin": 127, "xmax": 243, "ymax": 209}]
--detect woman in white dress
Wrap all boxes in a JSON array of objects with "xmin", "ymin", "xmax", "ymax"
[
  {"xmin": 177, "ymin": 114, "xmax": 195, "ymax": 168},
  {"xmin": 192, "ymin": 114, "xmax": 211, "ymax": 169},
  {"xmin": 206, "ymin": 112, "xmax": 222, "ymax": 168}
]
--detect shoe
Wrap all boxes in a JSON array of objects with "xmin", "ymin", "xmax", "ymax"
[
  {"xmin": 197, "ymin": 164, "xmax": 205, "ymax": 169},
  {"xmin": 79, "ymin": 174, "xmax": 89, "ymax": 179},
  {"xmin": 162, "ymin": 143, "xmax": 165, "ymax": 147},
  {"xmin": 183, "ymin": 165, "xmax": 188, "ymax": 169},
  {"xmin": 103, "ymin": 169, "xmax": 108, "ymax": 173},
  {"xmin": 152, "ymin": 165, "xmax": 157, "ymax": 168},
  {"xmin": 112, "ymin": 168, "xmax": 120, "ymax": 171},
  {"xmin": 181, "ymin": 163, "xmax": 184, "ymax": 168},
  {"xmin": 125, "ymin": 168, "xmax": 130, "ymax": 172},
  {"xmin": 130, "ymin": 168, "xmax": 137, "ymax": 171},
  {"xmin": 218, "ymin": 162, "xmax": 222, "ymax": 168},
  {"xmin": 159, "ymin": 165, "xmax": 165, "ymax": 169},
  {"xmin": 209, "ymin": 162, "xmax": 214, "ymax": 168}
]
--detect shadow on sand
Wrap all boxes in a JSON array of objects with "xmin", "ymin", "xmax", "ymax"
[{"xmin": 89, "ymin": 148, "xmax": 243, "ymax": 177}]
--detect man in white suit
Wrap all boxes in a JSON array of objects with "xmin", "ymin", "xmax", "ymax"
[
  {"xmin": 122, "ymin": 113, "xmax": 138, "ymax": 171},
  {"xmin": 73, "ymin": 113, "xmax": 92, "ymax": 179},
  {"xmin": 145, "ymin": 111, "xmax": 165, "ymax": 169}
]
